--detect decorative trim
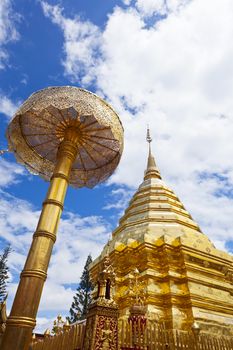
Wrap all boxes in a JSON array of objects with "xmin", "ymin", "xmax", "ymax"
[
  {"xmin": 113, "ymin": 217, "xmax": 200, "ymax": 237},
  {"xmin": 51, "ymin": 173, "xmax": 69, "ymax": 182},
  {"xmin": 6, "ymin": 316, "xmax": 36, "ymax": 328},
  {"xmin": 21, "ymin": 269, "xmax": 47, "ymax": 281},
  {"xmin": 33, "ymin": 230, "xmax": 56, "ymax": 243},
  {"xmin": 43, "ymin": 199, "xmax": 64, "ymax": 210}
]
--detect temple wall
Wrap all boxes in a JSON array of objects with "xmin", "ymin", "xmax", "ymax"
[{"xmin": 90, "ymin": 239, "xmax": 233, "ymax": 335}]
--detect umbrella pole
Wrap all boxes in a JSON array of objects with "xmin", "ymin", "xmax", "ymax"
[{"xmin": 1, "ymin": 128, "xmax": 79, "ymax": 350}]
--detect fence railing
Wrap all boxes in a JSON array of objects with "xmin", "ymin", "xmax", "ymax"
[
  {"xmin": 31, "ymin": 319, "xmax": 233, "ymax": 350},
  {"xmin": 31, "ymin": 323, "xmax": 85, "ymax": 350},
  {"xmin": 119, "ymin": 320, "xmax": 233, "ymax": 350}
]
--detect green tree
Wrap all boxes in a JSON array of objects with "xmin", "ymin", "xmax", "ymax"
[
  {"xmin": 68, "ymin": 254, "xmax": 93, "ymax": 323},
  {"xmin": 0, "ymin": 245, "xmax": 11, "ymax": 302}
]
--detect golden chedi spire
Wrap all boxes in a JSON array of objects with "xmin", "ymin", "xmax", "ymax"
[
  {"xmin": 144, "ymin": 127, "xmax": 161, "ymax": 180},
  {"xmin": 110, "ymin": 127, "xmax": 207, "ymax": 246}
]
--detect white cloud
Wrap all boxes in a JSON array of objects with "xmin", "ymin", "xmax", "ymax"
[
  {"xmin": 0, "ymin": 159, "xmax": 24, "ymax": 187},
  {"xmin": 136, "ymin": 0, "xmax": 166, "ymax": 15},
  {"xmin": 40, "ymin": 0, "xmax": 233, "ymax": 253},
  {"xmin": 122, "ymin": 0, "xmax": 132, "ymax": 5},
  {"xmin": 0, "ymin": 96, "xmax": 25, "ymax": 190},
  {"xmin": 0, "ymin": 95, "xmax": 20, "ymax": 120},
  {"xmin": 0, "ymin": 0, "xmax": 18, "ymax": 42},
  {"xmin": 0, "ymin": 190, "xmax": 110, "ymax": 330},
  {"xmin": 41, "ymin": 1, "xmax": 101, "ymax": 83},
  {"xmin": 0, "ymin": 192, "xmax": 39, "ymax": 259},
  {"xmin": 39, "ymin": 281, "xmax": 74, "ymax": 311},
  {"xmin": 35, "ymin": 316, "xmax": 55, "ymax": 334},
  {"xmin": 0, "ymin": 94, "xmax": 19, "ymax": 120},
  {"xmin": 135, "ymin": 0, "xmax": 190, "ymax": 16},
  {"xmin": 103, "ymin": 187, "xmax": 134, "ymax": 219},
  {"xmin": 0, "ymin": 0, "xmax": 19, "ymax": 68},
  {"xmin": 47, "ymin": 213, "xmax": 111, "ymax": 285}
]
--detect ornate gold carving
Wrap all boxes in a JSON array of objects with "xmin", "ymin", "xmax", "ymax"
[
  {"xmin": 84, "ymin": 304, "xmax": 118, "ymax": 350},
  {"xmin": 224, "ymin": 268, "xmax": 233, "ymax": 284},
  {"xmin": 128, "ymin": 268, "xmax": 146, "ymax": 306},
  {"xmin": 84, "ymin": 255, "xmax": 119, "ymax": 350},
  {"xmin": 98, "ymin": 318, "xmax": 116, "ymax": 350},
  {"xmin": 7, "ymin": 86, "xmax": 124, "ymax": 188},
  {"xmin": 203, "ymin": 260, "xmax": 210, "ymax": 268}
]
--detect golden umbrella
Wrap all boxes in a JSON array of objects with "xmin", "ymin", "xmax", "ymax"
[{"xmin": 2, "ymin": 86, "xmax": 123, "ymax": 350}]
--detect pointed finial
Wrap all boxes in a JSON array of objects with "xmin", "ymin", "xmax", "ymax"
[
  {"xmin": 44, "ymin": 328, "xmax": 51, "ymax": 337},
  {"xmin": 63, "ymin": 319, "xmax": 70, "ymax": 331},
  {"xmin": 144, "ymin": 127, "xmax": 161, "ymax": 180}
]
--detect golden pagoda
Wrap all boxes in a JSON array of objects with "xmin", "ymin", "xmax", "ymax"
[{"xmin": 90, "ymin": 129, "xmax": 233, "ymax": 336}]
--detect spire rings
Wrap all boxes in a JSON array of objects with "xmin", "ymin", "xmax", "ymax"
[{"xmin": 146, "ymin": 126, "xmax": 152, "ymax": 144}]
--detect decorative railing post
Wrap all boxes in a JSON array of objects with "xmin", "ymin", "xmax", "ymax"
[
  {"xmin": 128, "ymin": 305, "xmax": 147, "ymax": 348},
  {"xmin": 83, "ymin": 254, "xmax": 119, "ymax": 350}
]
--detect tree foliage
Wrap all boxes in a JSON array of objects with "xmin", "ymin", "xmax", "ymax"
[
  {"xmin": 68, "ymin": 254, "xmax": 93, "ymax": 323},
  {"xmin": 0, "ymin": 245, "xmax": 11, "ymax": 302}
]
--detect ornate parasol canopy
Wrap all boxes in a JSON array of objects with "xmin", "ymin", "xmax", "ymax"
[{"xmin": 7, "ymin": 86, "xmax": 124, "ymax": 188}]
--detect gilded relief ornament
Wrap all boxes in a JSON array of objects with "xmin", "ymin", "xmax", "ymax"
[
  {"xmin": 100, "ymin": 316, "xmax": 117, "ymax": 350},
  {"xmin": 128, "ymin": 268, "xmax": 146, "ymax": 306},
  {"xmin": 99, "ymin": 318, "xmax": 115, "ymax": 350}
]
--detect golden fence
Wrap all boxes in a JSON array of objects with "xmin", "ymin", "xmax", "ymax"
[
  {"xmin": 31, "ymin": 320, "xmax": 233, "ymax": 350},
  {"xmin": 31, "ymin": 323, "xmax": 85, "ymax": 350},
  {"xmin": 119, "ymin": 320, "xmax": 233, "ymax": 350}
]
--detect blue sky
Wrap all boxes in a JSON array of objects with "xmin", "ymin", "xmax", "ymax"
[{"xmin": 1, "ymin": 0, "xmax": 233, "ymax": 332}]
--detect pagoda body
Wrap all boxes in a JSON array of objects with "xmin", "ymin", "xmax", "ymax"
[{"xmin": 90, "ymin": 137, "xmax": 233, "ymax": 336}]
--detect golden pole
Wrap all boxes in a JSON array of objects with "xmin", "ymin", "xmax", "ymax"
[{"xmin": 1, "ymin": 128, "xmax": 79, "ymax": 350}]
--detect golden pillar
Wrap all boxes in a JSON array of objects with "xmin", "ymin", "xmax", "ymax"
[
  {"xmin": 1, "ymin": 129, "xmax": 78, "ymax": 349},
  {"xmin": 1, "ymin": 86, "xmax": 124, "ymax": 350}
]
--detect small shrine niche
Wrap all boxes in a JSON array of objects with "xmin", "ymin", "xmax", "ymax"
[{"xmin": 105, "ymin": 279, "xmax": 111, "ymax": 300}]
